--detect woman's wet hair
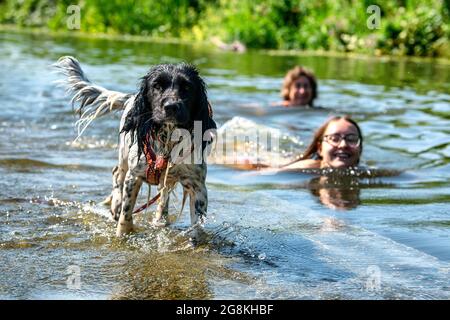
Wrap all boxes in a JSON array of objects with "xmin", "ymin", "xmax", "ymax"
[
  {"xmin": 301, "ymin": 116, "xmax": 363, "ymax": 163},
  {"xmin": 281, "ymin": 66, "xmax": 317, "ymax": 106}
]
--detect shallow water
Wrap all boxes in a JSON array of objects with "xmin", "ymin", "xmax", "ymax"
[{"xmin": 0, "ymin": 31, "xmax": 449, "ymax": 300}]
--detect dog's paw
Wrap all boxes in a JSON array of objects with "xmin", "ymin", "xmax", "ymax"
[
  {"xmin": 187, "ymin": 227, "xmax": 208, "ymax": 246},
  {"xmin": 100, "ymin": 194, "xmax": 112, "ymax": 207},
  {"xmin": 110, "ymin": 209, "xmax": 120, "ymax": 222},
  {"xmin": 116, "ymin": 222, "xmax": 134, "ymax": 237},
  {"xmin": 109, "ymin": 206, "xmax": 120, "ymax": 221},
  {"xmin": 110, "ymin": 199, "xmax": 122, "ymax": 222},
  {"xmin": 152, "ymin": 217, "xmax": 168, "ymax": 227}
]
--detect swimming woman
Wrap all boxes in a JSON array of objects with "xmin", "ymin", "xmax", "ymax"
[
  {"xmin": 279, "ymin": 66, "xmax": 317, "ymax": 107},
  {"xmin": 218, "ymin": 116, "xmax": 363, "ymax": 172},
  {"xmin": 279, "ymin": 116, "xmax": 363, "ymax": 170}
]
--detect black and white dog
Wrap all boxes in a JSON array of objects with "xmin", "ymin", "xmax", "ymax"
[{"xmin": 55, "ymin": 56, "xmax": 216, "ymax": 239}]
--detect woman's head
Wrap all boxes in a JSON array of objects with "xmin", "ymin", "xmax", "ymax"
[
  {"xmin": 281, "ymin": 66, "xmax": 317, "ymax": 107},
  {"xmin": 303, "ymin": 116, "xmax": 363, "ymax": 168}
]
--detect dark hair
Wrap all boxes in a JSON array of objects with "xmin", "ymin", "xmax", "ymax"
[
  {"xmin": 281, "ymin": 66, "xmax": 317, "ymax": 107},
  {"xmin": 302, "ymin": 116, "xmax": 363, "ymax": 163}
]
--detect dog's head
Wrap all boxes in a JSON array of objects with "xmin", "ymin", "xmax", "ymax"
[{"xmin": 122, "ymin": 63, "xmax": 216, "ymax": 157}]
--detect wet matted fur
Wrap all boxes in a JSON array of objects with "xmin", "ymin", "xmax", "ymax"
[{"xmin": 55, "ymin": 56, "xmax": 216, "ymax": 240}]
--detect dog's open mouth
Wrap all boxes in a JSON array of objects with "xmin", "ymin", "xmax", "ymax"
[{"xmin": 153, "ymin": 112, "xmax": 188, "ymax": 126}]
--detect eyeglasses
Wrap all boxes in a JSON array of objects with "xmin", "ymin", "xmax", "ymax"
[
  {"xmin": 294, "ymin": 82, "xmax": 311, "ymax": 89},
  {"xmin": 323, "ymin": 134, "xmax": 361, "ymax": 148}
]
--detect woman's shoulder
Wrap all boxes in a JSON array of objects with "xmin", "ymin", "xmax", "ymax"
[
  {"xmin": 270, "ymin": 101, "xmax": 291, "ymax": 107},
  {"xmin": 270, "ymin": 101, "xmax": 323, "ymax": 109},
  {"xmin": 281, "ymin": 159, "xmax": 321, "ymax": 170}
]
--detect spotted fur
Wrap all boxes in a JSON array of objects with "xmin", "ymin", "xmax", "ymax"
[{"xmin": 55, "ymin": 56, "xmax": 216, "ymax": 241}]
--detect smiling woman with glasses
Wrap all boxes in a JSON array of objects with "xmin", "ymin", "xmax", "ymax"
[
  {"xmin": 220, "ymin": 116, "xmax": 363, "ymax": 172},
  {"xmin": 280, "ymin": 116, "xmax": 363, "ymax": 170}
]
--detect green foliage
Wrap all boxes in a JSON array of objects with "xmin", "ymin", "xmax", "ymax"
[
  {"xmin": 379, "ymin": 5, "xmax": 449, "ymax": 56},
  {"xmin": 0, "ymin": 0, "xmax": 448, "ymax": 57},
  {"xmin": 0, "ymin": 0, "xmax": 57, "ymax": 26}
]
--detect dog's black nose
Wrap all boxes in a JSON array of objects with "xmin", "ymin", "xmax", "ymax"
[{"xmin": 164, "ymin": 101, "xmax": 181, "ymax": 115}]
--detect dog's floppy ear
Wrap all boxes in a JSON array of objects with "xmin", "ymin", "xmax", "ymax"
[
  {"xmin": 194, "ymin": 74, "xmax": 217, "ymax": 137},
  {"xmin": 122, "ymin": 73, "xmax": 154, "ymax": 158},
  {"xmin": 193, "ymin": 74, "xmax": 217, "ymax": 154}
]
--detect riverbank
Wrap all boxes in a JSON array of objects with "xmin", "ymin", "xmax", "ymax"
[
  {"xmin": 2, "ymin": 25, "xmax": 450, "ymax": 66},
  {"xmin": 1, "ymin": 0, "xmax": 448, "ymax": 58}
]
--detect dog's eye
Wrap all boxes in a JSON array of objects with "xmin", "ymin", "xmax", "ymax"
[
  {"xmin": 152, "ymin": 83, "xmax": 162, "ymax": 91},
  {"xmin": 180, "ymin": 82, "xmax": 191, "ymax": 92}
]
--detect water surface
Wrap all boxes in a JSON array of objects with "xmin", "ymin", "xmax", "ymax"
[{"xmin": 0, "ymin": 32, "xmax": 449, "ymax": 299}]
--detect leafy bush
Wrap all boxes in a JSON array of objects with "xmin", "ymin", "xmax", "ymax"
[
  {"xmin": 0, "ymin": 0, "xmax": 448, "ymax": 57},
  {"xmin": 379, "ymin": 6, "xmax": 448, "ymax": 56}
]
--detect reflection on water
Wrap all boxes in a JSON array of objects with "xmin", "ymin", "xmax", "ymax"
[
  {"xmin": 309, "ymin": 175, "xmax": 362, "ymax": 210},
  {"xmin": 1, "ymin": 31, "xmax": 449, "ymax": 299},
  {"xmin": 306, "ymin": 171, "xmax": 400, "ymax": 210},
  {"xmin": 112, "ymin": 248, "xmax": 255, "ymax": 300}
]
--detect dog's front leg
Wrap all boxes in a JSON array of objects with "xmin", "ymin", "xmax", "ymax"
[
  {"xmin": 153, "ymin": 185, "xmax": 170, "ymax": 227},
  {"xmin": 116, "ymin": 171, "xmax": 142, "ymax": 236},
  {"xmin": 110, "ymin": 165, "xmax": 127, "ymax": 221},
  {"xmin": 188, "ymin": 184, "xmax": 208, "ymax": 242}
]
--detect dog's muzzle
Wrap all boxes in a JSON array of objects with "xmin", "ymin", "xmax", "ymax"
[
  {"xmin": 162, "ymin": 99, "xmax": 188, "ymax": 124},
  {"xmin": 163, "ymin": 100, "xmax": 182, "ymax": 117}
]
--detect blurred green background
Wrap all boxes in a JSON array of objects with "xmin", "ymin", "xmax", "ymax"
[{"xmin": 1, "ymin": 0, "xmax": 449, "ymax": 57}]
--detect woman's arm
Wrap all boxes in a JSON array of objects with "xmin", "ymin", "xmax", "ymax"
[
  {"xmin": 255, "ymin": 159, "xmax": 320, "ymax": 175},
  {"xmin": 279, "ymin": 159, "xmax": 320, "ymax": 170}
]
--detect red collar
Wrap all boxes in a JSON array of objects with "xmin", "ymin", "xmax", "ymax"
[{"xmin": 143, "ymin": 132, "xmax": 169, "ymax": 185}]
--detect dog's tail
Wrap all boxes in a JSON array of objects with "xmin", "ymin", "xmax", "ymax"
[{"xmin": 54, "ymin": 56, "xmax": 133, "ymax": 141}]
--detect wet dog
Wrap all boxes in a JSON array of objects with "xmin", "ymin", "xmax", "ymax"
[{"xmin": 55, "ymin": 56, "xmax": 216, "ymax": 240}]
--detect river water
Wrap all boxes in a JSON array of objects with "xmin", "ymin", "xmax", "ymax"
[{"xmin": 0, "ymin": 31, "xmax": 449, "ymax": 299}]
